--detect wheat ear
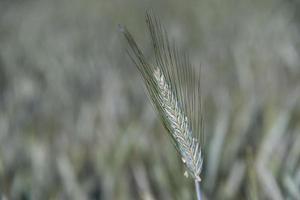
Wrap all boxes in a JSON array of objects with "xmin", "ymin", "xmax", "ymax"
[{"xmin": 121, "ymin": 12, "xmax": 204, "ymax": 197}]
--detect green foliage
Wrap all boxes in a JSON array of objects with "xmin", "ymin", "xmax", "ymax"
[{"xmin": 0, "ymin": 0, "xmax": 299, "ymax": 199}]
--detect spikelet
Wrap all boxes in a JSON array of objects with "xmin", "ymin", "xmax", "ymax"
[{"xmin": 121, "ymin": 12, "xmax": 204, "ymax": 181}]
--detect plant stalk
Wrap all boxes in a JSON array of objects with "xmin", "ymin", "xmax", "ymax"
[{"xmin": 195, "ymin": 180, "xmax": 202, "ymax": 200}]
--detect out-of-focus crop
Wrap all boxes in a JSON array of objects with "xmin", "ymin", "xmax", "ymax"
[{"xmin": 0, "ymin": 0, "xmax": 299, "ymax": 199}]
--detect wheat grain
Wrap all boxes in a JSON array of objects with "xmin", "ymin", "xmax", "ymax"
[
  {"xmin": 121, "ymin": 12, "xmax": 204, "ymax": 183},
  {"xmin": 153, "ymin": 67, "xmax": 203, "ymax": 181}
]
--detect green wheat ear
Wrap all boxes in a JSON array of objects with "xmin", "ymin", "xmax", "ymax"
[{"xmin": 121, "ymin": 12, "xmax": 204, "ymax": 184}]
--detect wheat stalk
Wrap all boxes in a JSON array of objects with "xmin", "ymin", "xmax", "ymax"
[{"xmin": 121, "ymin": 12, "xmax": 204, "ymax": 199}]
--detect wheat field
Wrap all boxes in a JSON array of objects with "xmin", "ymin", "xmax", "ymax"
[{"xmin": 0, "ymin": 0, "xmax": 300, "ymax": 199}]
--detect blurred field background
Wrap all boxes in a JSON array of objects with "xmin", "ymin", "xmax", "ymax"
[{"xmin": 0, "ymin": 0, "xmax": 300, "ymax": 199}]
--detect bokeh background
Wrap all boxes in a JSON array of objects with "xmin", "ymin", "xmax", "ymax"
[{"xmin": 0, "ymin": 0, "xmax": 300, "ymax": 199}]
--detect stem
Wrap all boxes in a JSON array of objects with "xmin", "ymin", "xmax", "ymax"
[{"xmin": 195, "ymin": 180, "xmax": 202, "ymax": 200}]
